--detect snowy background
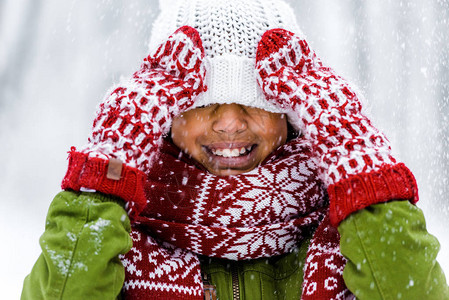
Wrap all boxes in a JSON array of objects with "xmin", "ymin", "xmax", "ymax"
[{"xmin": 1, "ymin": 0, "xmax": 448, "ymax": 298}]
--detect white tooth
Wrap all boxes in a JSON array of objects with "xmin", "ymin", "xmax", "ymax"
[
  {"xmin": 231, "ymin": 149, "xmax": 240, "ymax": 157},
  {"xmin": 240, "ymin": 147, "xmax": 246, "ymax": 154},
  {"xmin": 246, "ymin": 146, "xmax": 252, "ymax": 151},
  {"xmin": 211, "ymin": 149, "xmax": 217, "ymax": 155},
  {"xmin": 222, "ymin": 149, "xmax": 231, "ymax": 157},
  {"xmin": 216, "ymin": 149, "xmax": 223, "ymax": 156}
]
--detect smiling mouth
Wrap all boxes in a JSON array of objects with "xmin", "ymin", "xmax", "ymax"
[
  {"xmin": 202, "ymin": 143, "xmax": 258, "ymax": 170},
  {"xmin": 208, "ymin": 145, "xmax": 256, "ymax": 157}
]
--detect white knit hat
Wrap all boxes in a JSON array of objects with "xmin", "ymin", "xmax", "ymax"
[{"xmin": 149, "ymin": 0, "xmax": 303, "ymax": 114}]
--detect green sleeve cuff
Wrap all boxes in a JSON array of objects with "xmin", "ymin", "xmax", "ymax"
[
  {"xmin": 21, "ymin": 191, "xmax": 132, "ymax": 300},
  {"xmin": 339, "ymin": 200, "xmax": 449, "ymax": 299}
]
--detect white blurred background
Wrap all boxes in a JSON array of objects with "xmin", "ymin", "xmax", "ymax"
[{"xmin": 1, "ymin": 0, "xmax": 448, "ymax": 298}]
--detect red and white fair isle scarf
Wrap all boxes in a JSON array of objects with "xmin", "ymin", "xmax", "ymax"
[{"xmin": 119, "ymin": 138, "xmax": 354, "ymax": 299}]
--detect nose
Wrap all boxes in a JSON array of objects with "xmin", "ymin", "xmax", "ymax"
[{"xmin": 212, "ymin": 104, "xmax": 248, "ymax": 135}]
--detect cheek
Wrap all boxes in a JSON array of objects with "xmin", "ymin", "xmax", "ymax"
[
  {"xmin": 265, "ymin": 118, "xmax": 288, "ymax": 146},
  {"xmin": 171, "ymin": 116, "xmax": 206, "ymax": 156},
  {"xmin": 171, "ymin": 118, "xmax": 190, "ymax": 149}
]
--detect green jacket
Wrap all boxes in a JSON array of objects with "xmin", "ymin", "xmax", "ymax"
[{"xmin": 22, "ymin": 191, "xmax": 449, "ymax": 299}]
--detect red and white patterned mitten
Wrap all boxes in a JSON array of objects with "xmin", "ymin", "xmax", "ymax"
[
  {"xmin": 62, "ymin": 26, "xmax": 206, "ymax": 218},
  {"xmin": 255, "ymin": 29, "xmax": 418, "ymax": 226}
]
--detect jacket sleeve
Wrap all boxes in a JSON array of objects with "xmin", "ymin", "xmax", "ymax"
[
  {"xmin": 339, "ymin": 200, "xmax": 449, "ymax": 299},
  {"xmin": 21, "ymin": 191, "xmax": 133, "ymax": 300}
]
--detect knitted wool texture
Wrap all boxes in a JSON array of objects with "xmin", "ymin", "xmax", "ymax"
[
  {"xmin": 119, "ymin": 139, "xmax": 352, "ymax": 299},
  {"xmin": 255, "ymin": 28, "xmax": 419, "ymax": 225},
  {"xmin": 302, "ymin": 216, "xmax": 354, "ymax": 300},
  {"xmin": 62, "ymin": 26, "xmax": 207, "ymax": 218},
  {"xmin": 149, "ymin": 0, "xmax": 302, "ymax": 115}
]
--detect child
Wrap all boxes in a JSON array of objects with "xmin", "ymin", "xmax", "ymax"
[{"xmin": 22, "ymin": 0, "xmax": 448, "ymax": 299}]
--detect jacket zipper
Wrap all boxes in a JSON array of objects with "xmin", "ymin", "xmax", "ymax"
[{"xmin": 231, "ymin": 265, "xmax": 240, "ymax": 300}]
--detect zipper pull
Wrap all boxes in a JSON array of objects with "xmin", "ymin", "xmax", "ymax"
[{"xmin": 202, "ymin": 272, "xmax": 217, "ymax": 300}]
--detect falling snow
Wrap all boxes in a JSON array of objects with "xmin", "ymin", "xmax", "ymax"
[{"xmin": 0, "ymin": 0, "xmax": 448, "ymax": 299}]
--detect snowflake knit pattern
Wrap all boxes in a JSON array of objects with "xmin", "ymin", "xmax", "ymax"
[
  {"xmin": 119, "ymin": 139, "xmax": 352, "ymax": 299},
  {"xmin": 62, "ymin": 26, "xmax": 206, "ymax": 218},
  {"xmin": 255, "ymin": 29, "xmax": 419, "ymax": 225},
  {"xmin": 302, "ymin": 216, "xmax": 354, "ymax": 300}
]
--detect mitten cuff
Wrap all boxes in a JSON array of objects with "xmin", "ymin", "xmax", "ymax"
[
  {"xmin": 328, "ymin": 163, "xmax": 419, "ymax": 226},
  {"xmin": 61, "ymin": 149, "xmax": 147, "ymax": 219}
]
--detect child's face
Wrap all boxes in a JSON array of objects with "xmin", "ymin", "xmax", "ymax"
[{"xmin": 171, "ymin": 104, "xmax": 288, "ymax": 175}]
